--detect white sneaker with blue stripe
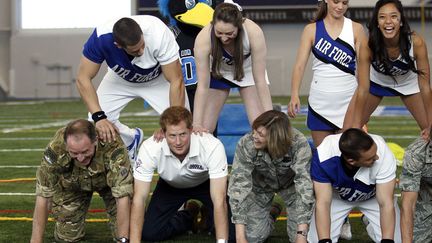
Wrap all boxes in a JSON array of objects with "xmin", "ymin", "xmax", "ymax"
[{"xmin": 127, "ymin": 128, "xmax": 144, "ymax": 165}]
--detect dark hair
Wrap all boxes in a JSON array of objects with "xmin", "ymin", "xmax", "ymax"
[
  {"xmin": 211, "ymin": 3, "xmax": 245, "ymax": 81},
  {"xmin": 339, "ymin": 128, "xmax": 374, "ymax": 160},
  {"xmin": 63, "ymin": 119, "xmax": 97, "ymax": 143},
  {"xmin": 367, "ymin": 0, "xmax": 422, "ymax": 76},
  {"xmin": 112, "ymin": 17, "xmax": 143, "ymax": 47},
  {"xmin": 252, "ymin": 110, "xmax": 292, "ymax": 159},
  {"xmin": 159, "ymin": 106, "xmax": 192, "ymax": 132},
  {"xmin": 312, "ymin": 1, "xmax": 328, "ymax": 22}
]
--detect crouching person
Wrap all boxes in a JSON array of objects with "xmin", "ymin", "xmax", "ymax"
[
  {"xmin": 228, "ymin": 110, "xmax": 314, "ymax": 243},
  {"xmin": 400, "ymin": 131, "xmax": 432, "ymax": 243},
  {"xmin": 309, "ymin": 128, "xmax": 401, "ymax": 243},
  {"xmin": 130, "ymin": 106, "xmax": 229, "ymax": 242},
  {"xmin": 30, "ymin": 119, "xmax": 133, "ymax": 243}
]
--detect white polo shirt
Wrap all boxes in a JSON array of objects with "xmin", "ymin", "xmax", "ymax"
[{"xmin": 134, "ymin": 133, "xmax": 228, "ymax": 188}]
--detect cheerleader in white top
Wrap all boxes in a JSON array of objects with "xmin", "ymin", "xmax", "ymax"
[
  {"xmin": 192, "ymin": 2, "xmax": 273, "ymax": 134},
  {"xmin": 288, "ymin": 0, "xmax": 366, "ymax": 146},
  {"xmin": 353, "ymin": 0, "xmax": 432, "ymax": 139}
]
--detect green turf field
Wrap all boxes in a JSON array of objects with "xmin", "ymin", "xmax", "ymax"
[{"xmin": 0, "ymin": 96, "xmax": 416, "ymax": 242}]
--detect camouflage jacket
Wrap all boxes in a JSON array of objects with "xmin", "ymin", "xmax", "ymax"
[
  {"xmin": 400, "ymin": 137, "xmax": 432, "ymax": 201},
  {"xmin": 35, "ymin": 127, "xmax": 133, "ymax": 198},
  {"xmin": 228, "ymin": 128, "xmax": 314, "ymax": 225}
]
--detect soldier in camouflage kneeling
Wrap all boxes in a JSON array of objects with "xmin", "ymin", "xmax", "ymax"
[
  {"xmin": 30, "ymin": 119, "xmax": 133, "ymax": 243},
  {"xmin": 400, "ymin": 130, "xmax": 432, "ymax": 243},
  {"xmin": 228, "ymin": 110, "xmax": 314, "ymax": 243}
]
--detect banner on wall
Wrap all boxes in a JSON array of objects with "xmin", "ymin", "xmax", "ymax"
[{"xmin": 138, "ymin": 0, "xmax": 432, "ymax": 23}]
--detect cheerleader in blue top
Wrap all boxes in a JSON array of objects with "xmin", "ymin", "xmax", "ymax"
[
  {"xmin": 353, "ymin": 0, "xmax": 432, "ymax": 139},
  {"xmin": 288, "ymin": 0, "xmax": 366, "ymax": 147}
]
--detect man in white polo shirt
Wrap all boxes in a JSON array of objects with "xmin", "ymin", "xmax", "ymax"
[{"xmin": 130, "ymin": 106, "xmax": 229, "ymax": 242}]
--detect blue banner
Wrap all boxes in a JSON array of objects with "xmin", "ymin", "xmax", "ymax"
[
  {"xmin": 138, "ymin": 0, "xmax": 432, "ymax": 23},
  {"xmin": 139, "ymin": 0, "xmax": 430, "ymax": 8}
]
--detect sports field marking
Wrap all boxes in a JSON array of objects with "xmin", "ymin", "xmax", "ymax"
[
  {"xmin": 0, "ymin": 137, "xmax": 51, "ymax": 141},
  {"xmin": 0, "ymin": 101, "xmax": 45, "ymax": 106},
  {"xmin": 0, "ymin": 192, "xmax": 35, "ymax": 196},
  {"xmin": 0, "ymin": 148, "xmax": 44, "ymax": 152},
  {"xmin": 0, "ymin": 165, "xmax": 39, "ymax": 168},
  {"xmin": 0, "ymin": 217, "xmax": 109, "ymax": 222},
  {"xmin": 1, "ymin": 121, "xmax": 69, "ymax": 133}
]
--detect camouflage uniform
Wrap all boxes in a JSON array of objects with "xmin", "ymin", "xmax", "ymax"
[
  {"xmin": 399, "ymin": 137, "xmax": 432, "ymax": 243},
  {"xmin": 35, "ymin": 127, "xmax": 133, "ymax": 242},
  {"xmin": 228, "ymin": 128, "xmax": 314, "ymax": 243}
]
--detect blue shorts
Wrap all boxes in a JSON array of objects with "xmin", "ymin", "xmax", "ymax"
[
  {"xmin": 307, "ymin": 105, "xmax": 340, "ymax": 131},
  {"xmin": 370, "ymin": 81, "xmax": 403, "ymax": 97},
  {"xmin": 210, "ymin": 77, "xmax": 240, "ymax": 90}
]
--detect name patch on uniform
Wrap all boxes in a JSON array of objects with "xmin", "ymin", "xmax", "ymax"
[{"xmin": 188, "ymin": 163, "xmax": 204, "ymax": 170}]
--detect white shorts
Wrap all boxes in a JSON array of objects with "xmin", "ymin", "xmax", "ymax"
[{"xmin": 308, "ymin": 193, "xmax": 401, "ymax": 242}]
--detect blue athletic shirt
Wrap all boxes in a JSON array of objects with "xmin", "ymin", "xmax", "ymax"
[
  {"xmin": 83, "ymin": 15, "xmax": 179, "ymax": 83},
  {"xmin": 311, "ymin": 133, "xmax": 396, "ymax": 202}
]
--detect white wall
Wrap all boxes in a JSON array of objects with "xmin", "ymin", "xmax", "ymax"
[
  {"xmin": 0, "ymin": 0, "xmax": 11, "ymax": 96},
  {"xmin": 9, "ymin": 30, "xmax": 110, "ymax": 98}
]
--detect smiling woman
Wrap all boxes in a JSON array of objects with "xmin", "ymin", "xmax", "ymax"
[{"xmin": 20, "ymin": 0, "xmax": 132, "ymax": 29}]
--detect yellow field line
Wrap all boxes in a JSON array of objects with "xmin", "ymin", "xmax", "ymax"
[
  {"xmin": 0, "ymin": 217, "xmax": 108, "ymax": 222},
  {"xmin": 1, "ymin": 213, "xmax": 362, "ymax": 222},
  {"xmin": 0, "ymin": 178, "xmax": 36, "ymax": 183}
]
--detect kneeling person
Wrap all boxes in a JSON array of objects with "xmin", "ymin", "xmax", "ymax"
[
  {"xmin": 130, "ymin": 106, "xmax": 228, "ymax": 242},
  {"xmin": 400, "ymin": 131, "xmax": 432, "ymax": 243},
  {"xmin": 228, "ymin": 110, "xmax": 314, "ymax": 243},
  {"xmin": 31, "ymin": 119, "xmax": 133, "ymax": 243}
]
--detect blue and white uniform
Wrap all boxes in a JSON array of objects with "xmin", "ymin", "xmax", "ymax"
[
  {"xmin": 308, "ymin": 133, "xmax": 401, "ymax": 242},
  {"xmin": 369, "ymin": 41, "xmax": 419, "ymax": 96},
  {"xmin": 82, "ymin": 15, "xmax": 189, "ymax": 146},
  {"xmin": 210, "ymin": 24, "xmax": 270, "ymax": 89},
  {"xmin": 308, "ymin": 17, "xmax": 357, "ymax": 130}
]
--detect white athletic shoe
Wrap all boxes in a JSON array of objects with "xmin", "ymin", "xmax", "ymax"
[
  {"xmin": 340, "ymin": 218, "xmax": 352, "ymax": 240},
  {"xmin": 361, "ymin": 214, "xmax": 369, "ymax": 226},
  {"xmin": 127, "ymin": 128, "xmax": 144, "ymax": 164}
]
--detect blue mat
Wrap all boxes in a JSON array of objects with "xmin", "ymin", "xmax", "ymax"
[{"xmin": 217, "ymin": 104, "xmax": 250, "ymax": 164}]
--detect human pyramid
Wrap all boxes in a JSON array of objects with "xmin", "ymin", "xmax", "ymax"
[{"xmin": 30, "ymin": 0, "xmax": 431, "ymax": 243}]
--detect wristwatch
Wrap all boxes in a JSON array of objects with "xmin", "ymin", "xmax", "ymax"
[
  {"xmin": 297, "ymin": 230, "xmax": 308, "ymax": 237},
  {"xmin": 117, "ymin": 237, "xmax": 129, "ymax": 243}
]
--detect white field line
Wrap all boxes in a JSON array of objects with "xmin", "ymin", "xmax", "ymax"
[
  {"xmin": 1, "ymin": 121, "xmax": 69, "ymax": 133},
  {"xmin": 0, "ymin": 165, "xmax": 39, "ymax": 168},
  {"xmin": 0, "ymin": 101, "xmax": 45, "ymax": 106},
  {"xmin": 0, "ymin": 149, "xmax": 44, "ymax": 152},
  {"xmin": 0, "ymin": 110, "xmax": 159, "ymax": 134},
  {"xmin": 0, "ymin": 193, "xmax": 35, "ymax": 196},
  {"xmin": 0, "ymin": 137, "xmax": 51, "ymax": 141}
]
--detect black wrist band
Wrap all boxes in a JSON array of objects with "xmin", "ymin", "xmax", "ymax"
[
  {"xmin": 318, "ymin": 239, "xmax": 332, "ymax": 243},
  {"xmin": 381, "ymin": 240, "xmax": 394, "ymax": 243},
  {"xmin": 92, "ymin": 111, "xmax": 107, "ymax": 123}
]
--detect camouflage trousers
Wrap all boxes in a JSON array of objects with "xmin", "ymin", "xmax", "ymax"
[
  {"xmin": 413, "ymin": 197, "xmax": 432, "ymax": 243},
  {"xmin": 51, "ymin": 187, "xmax": 117, "ymax": 242},
  {"xmin": 245, "ymin": 185, "xmax": 298, "ymax": 243}
]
